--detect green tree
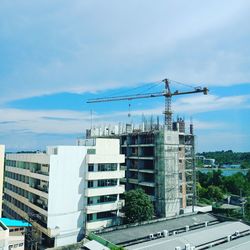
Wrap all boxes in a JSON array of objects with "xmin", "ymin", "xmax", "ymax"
[
  {"xmin": 241, "ymin": 161, "xmax": 250, "ymax": 169},
  {"xmin": 196, "ymin": 182, "xmax": 207, "ymax": 198},
  {"xmin": 206, "ymin": 185, "xmax": 224, "ymax": 201},
  {"xmin": 224, "ymin": 173, "xmax": 246, "ymax": 195},
  {"xmin": 123, "ymin": 189, "xmax": 154, "ymax": 224}
]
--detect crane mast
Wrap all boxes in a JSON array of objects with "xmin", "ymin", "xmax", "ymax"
[
  {"xmin": 163, "ymin": 79, "xmax": 172, "ymax": 130},
  {"xmin": 87, "ymin": 78, "xmax": 208, "ymax": 130}
]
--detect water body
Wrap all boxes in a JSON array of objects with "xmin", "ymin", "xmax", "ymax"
[
  {"xmin": 197, "ymin": 168, "xmax": 249, "ymax": 176},
  {"xmin": 221, "ymin": 164, "xmax": 241, "ymax": 169}
]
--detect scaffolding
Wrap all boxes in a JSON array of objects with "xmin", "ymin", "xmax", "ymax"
[{"xmin": 155, "ymin": 129, "xmax": 180, "ymax": 217}]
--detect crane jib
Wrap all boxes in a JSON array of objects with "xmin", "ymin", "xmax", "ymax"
[{"xmin": 86, "ymin": 78, "xmax": 209, "ymax": 129}]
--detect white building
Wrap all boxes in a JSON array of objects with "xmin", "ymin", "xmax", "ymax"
[
  {"xmin": 0, "ymin": 218, "xmax": 30, "ymax": 250},
  {"xmin": 0, "ymin": 145, "xmax": 5, "ymax": 217},
  {"xmin": 3, "ymin": 138, "xmax": 125, "ymax": 248}
]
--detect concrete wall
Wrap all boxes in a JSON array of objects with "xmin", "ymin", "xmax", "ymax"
[
  {"xmin": 0, "ymin": 145, "xmax": 5, "ymax": 217},
  {"xmin": 95, "ymin": 138, "xmax": 120, "ymax": 155},
  {"xmin": 155, "ymin": 130, "xmax": 180, "ymax": 217},
  {"xmin": 47, "ymin": 146, "xmax": 87, "ymax": 247},
  {"xmin": 164, "ymin": 130, "xmax": 180, "ymax": 216}
]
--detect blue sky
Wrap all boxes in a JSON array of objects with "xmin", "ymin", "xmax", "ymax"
[{"xmin": 0, "ymin": 0, "xmax": 250, "ymax": 152}]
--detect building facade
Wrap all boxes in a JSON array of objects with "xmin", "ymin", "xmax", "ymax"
[
  {"xmin": 0, "ymin": 218, "xmax": 30, "ymax": 250},
  {"xmin": 0, "ymin": 145, "xmax": 5, "ymax": 217},
  {"xmin": 3, "ymin": 138, "xmax": 125, "ymax": 248},
  {"xmin": 86, "ymin": 118, "xmax": 196, "ymax": 218}
]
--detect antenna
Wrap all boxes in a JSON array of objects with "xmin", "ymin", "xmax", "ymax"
[
  {"xmin": 128, "ymin": 103, "xmax": 131, "ymax": 118},
  {"xmin": 90, "ymin": 110, "xmax": 93, "ymax": 129}
]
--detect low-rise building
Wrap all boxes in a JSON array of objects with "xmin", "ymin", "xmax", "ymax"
[
  {"xmin": 95, "ymin": 213, "xmax": 250, "ymax": 250},
  {"xmin": 0, "ymin": 218, "xmax": 30, "ymax": 250},
  {"xmin": 3, "ymin": 138, "xmax": 125, "ymax": 248}
]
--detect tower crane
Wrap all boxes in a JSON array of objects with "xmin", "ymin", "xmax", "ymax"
[{"xmin": 87, "ymin": 78, "xmax": 208, "ymax": 130}]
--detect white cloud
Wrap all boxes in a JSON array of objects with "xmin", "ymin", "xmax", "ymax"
[
  {"xmin": 0, "ymin": 0, "xmax": 250, "ymax": 103},
  {"xmin": 174, "ymin": 94, "xmax": 250, "ymax": 114},
  {"xmin": 0, "ymin": 93, "xmax": 248, "ymax": 135}
]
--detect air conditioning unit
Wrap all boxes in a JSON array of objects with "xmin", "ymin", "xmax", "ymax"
[
  {"xmin": 163, "ymin": 230, "xmax": 169, "ymax": 237},
  {"xmin": 235, "ymin": 231, "xmax": 240, "ymax": 237},
  {"xmin": 175, "ymin": 247, "xmax": 181, "ymax": 250},
  {"xmin": 149, "ymin": 234, "xmax": 154, "ymax": 240},
  {"xmin": 185, "ymin": 244, "xmax": 191, "ymax": 250},
  {"xmin": 157, "ymin": 232, "xmax": 162, "ymax": 238}
]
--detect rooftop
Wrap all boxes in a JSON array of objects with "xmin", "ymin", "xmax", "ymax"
[
  {"xmin": 212, "ymin": 234, "xmax": 250, "ymax": 250},
  {"xmin": 97, "ymin": 213, "xmax": 217, "ymax": 246},
  {"xmin": 0, "ymin": 218, "xmax": 31, "ymax": 227},
  {"xmin": 127, "ymin": 221, "xmax": 250, "ymax": 250}
]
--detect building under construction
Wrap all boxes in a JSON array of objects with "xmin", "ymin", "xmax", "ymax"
[
  {"xmin": 85, "ymin": 117, "xmax": 196, "ymax": 218},
  {"xmin": 86, "ymin": 78, "xmax": 207, "ymax": 218}
]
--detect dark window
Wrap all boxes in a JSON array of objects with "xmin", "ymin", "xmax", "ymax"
[
  {"xmin": 87, "ymin": 197, "xmax": 94, "ymax": 205},
  {"xmin": 97, "ymin": 179, "xmax": 117, "ymax": 187},
  {"xmin": 98, "ymin": 163, "xmax": 117, "ymax": 171},
  {"xmin": 88, "ymin": 181, "xmax": 94, "ymax": 188},
  {"xmin": 87, "ymin": 149, "xmax": 96, "ymax": 154},
  {"xmin": 88, "ymin": 164, "xmax": 94, "ymax": 172},
  {"xmin": 99, "ymin": 195, "xmax": 117, "ymax": 203},
  {"xmin": 87, "ymin": 214, "xmax": 93, "ymax": 221},
  {"xmin": 97, "ymin": 210, "xmax": 116, "ymax": 219}
]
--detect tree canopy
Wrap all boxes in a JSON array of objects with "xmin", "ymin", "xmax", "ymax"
[
  {"xmin": 197, "ymin": 150, "xmax": 250, "ymax": 167},
  {"xmin": 123, "ymin": 188, "xmax": 154, "ymax": 224},
  {"xmin": 197, "ymin": 169, "xmax": 250, "ymax": 220}
]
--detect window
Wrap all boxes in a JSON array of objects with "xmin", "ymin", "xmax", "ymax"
[
  {"xmin": 88, "ymin": 181, "xmax": 94, "ymax": 188},
  {"xmin": 87, "ymin": 197, "xmax": 94, "ymax": 205},
  {"xmin": 99, "ymin": 195, "xmax": 117, "ymax": 203},
  {"xmin": 87, "ymin": 214, "xmax": 93, "ymax": 221},
  {"xmin": 97, "ymin": 210, "xmax": 116, "ymax": 219},
  {"xmin": 97, "ymin": 179, "xmax": 117, "ymax": 187},
  {"xmin": 98, "ymin": 163, "xmax": 117, "ymax": 171},
  {"xmin": 88, "ymin": 164, "xmax": 94, "ymax": 172},
  {"xmin": 87, "ymin": 149, "xmax": 96, "ymax": 154}
]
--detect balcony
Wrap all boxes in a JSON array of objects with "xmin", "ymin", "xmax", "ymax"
[
  {"xmin": 138, "ymin": 169, "xmax": 154, "ymax": 174},
  {"xmin": 87, "ymin": 154, "xmax": 125, "ymax": 164},
  {"xmin": 127, "ymin": 156, "xmax": 154, "ymax": 160},
  {"xmin": 139, "ymin": 181, "xmax": 155, "ymax": 187},
  {"xmin": 29, "ymin": 171, "xmax": 49, "ymax": 182},
  {"xmin": 36, "ymin": 184, "xmax": 49, "ymax": 193},
  {"xmin": 36, "ymin": 170, "xmax": 49, "ymax": 176},
  {"xmin": 86, "ymin": 170, "xmax": 125, "ymax": 180},
  {"xmin": 86, "ymin": 200, "xmax": 124, "ymax": 214},
  {"xmin": 34, "ymin": 199, "xmax": 48, "ymax": 211},
  {"xmin": 86, "ymin": 185, "xmax": 125, "ymax": 197},
  {"xmin": 128, "ymin": 178, "xmax": 138, "ymax": 184}
]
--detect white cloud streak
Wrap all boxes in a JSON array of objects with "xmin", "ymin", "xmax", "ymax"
[
  {"xmin": 0, "ymin": 94, "xmax": 248, "ymax": 136},
  {"xmin": 0, "ymin": 0, "xmax": 250, "ymax": 103}
]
